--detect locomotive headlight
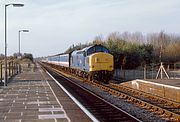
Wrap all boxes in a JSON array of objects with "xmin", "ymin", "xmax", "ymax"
[
  {"xmin": 95, "ymin": 58, "xmax": 100, "ymax": 63},
  {"xmin": 91, "ymin": 65, "xmax": 94, "ymax": 68}
]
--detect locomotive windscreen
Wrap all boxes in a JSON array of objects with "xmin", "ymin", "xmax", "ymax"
[{"xmin": 87, "ymin": 45, "xmax": 109, "ymax": 56}]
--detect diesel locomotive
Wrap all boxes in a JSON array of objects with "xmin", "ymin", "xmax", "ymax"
[{"xmin": 44, "ymin": 44, "xmax": 114, "ymax": 83}]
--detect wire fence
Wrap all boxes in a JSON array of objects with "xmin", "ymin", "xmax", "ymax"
[{"xmin": 113, "ymin": 63, "xmax": 180, "ymax": 81}]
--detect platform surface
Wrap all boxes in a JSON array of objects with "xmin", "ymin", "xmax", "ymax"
[
  {"xmin": 146, "ymin": 79, "xmax": 180, "ymax": 87},
  {"xmin": 0, "ymin": 62, "xmax": 92, "ymax": 122},
  {"xmin": 121, "ymin": 78, "xmax": 180, "ymax": 102}
]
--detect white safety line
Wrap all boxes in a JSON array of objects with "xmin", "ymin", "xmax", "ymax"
[
  {"xmin": 136, "ymin": 79, "xmax": 180, "ymax": 90},
  {"xmin": 39, "ymin": 69, "xmax": 71, "ymax": 122},
  {"xmin": 39, "ymin": 114, "xmax": 67, "ymax": 119},
  {"xmin": 46, "ymin": 71, "xmax": 99, "ymax": 122}
]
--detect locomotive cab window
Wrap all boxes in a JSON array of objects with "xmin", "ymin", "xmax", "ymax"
[{"xmin": 87, "ymin": 45, "xmax": 110, "ymax": 56}]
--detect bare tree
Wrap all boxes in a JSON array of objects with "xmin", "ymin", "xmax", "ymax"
[{"xmin": 93, "ymin": 35, "xmax": 104, "ymax": 45}]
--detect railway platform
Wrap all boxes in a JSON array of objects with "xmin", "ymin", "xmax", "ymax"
[
  {"xmin": 0, "ymin": 61, "xmax": 92, "ymax": 122},
  {"xmin": 120, "ymin": 78, "xmax": 180, "ymax": 103}
]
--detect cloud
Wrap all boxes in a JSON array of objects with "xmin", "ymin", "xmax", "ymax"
[{"xmin": 0, "ymin": 0, "xmax": 180, "ymax": 57}]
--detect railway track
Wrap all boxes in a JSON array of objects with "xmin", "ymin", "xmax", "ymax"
[
  {"xmin": 40, "ymin": 62, "xmax": 180, "ymax": 121},
  {"xmin": 92, "ymin": 81, "xmax": 180, "ymax": 121},
  {"xmin": 110, "ymin": 83, "xmax": 180, "ymax": 114},
  {"xmin": 40, "ymin": 63, "xmax": 140, "ymax": 122}
]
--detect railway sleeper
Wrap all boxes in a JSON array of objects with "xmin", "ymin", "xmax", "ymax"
[
  {"xmin": 156, "ymin": 108, "xmax": 165, "ymax": 114},
  {"xmin": 138, "ymin": 101, "xmax": 146, "ymax": 107},
  {"xmin": 43, "ymin": 63, "xmax": 179, "ymax": 121},
  {"xmin": 164, "ymin": 110, "xmax": 180, "ymax": 121}
]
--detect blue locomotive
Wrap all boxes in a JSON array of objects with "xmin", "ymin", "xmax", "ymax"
[{"xmin": 44, "ymin": 44, "xmax": 114, "ymax": 83}]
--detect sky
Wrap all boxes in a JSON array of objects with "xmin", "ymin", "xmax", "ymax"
[{"xmin": 0, "ymin": 0, "xmax": 180, "ymax": 57}]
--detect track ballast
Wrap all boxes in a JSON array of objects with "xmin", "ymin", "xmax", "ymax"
[{"xmin": 41, "ymin": 63, "xmax": 140, "ymax": 122}]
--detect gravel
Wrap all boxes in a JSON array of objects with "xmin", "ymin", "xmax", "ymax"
[{"xmin": 68, "ymin": 77, "xmax": 168, "ymax": 122}]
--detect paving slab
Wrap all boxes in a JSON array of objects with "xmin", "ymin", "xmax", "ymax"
[{"xmin": 0, "ymin": 62, "xmax": 92, "ymax": 122}]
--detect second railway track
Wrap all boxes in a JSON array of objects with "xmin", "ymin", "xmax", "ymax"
[
  {"xmin": 40, "ymin": 62, "xmax": 140, "ymax": 122},
  {"xmin": 93, "ymin": 81, "xmax": 180, "ymax": 121}
]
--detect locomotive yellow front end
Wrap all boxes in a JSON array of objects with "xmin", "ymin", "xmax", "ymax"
[{"xmin": 89, "ymin": 52, "xmax": 114, "ymax": 83}]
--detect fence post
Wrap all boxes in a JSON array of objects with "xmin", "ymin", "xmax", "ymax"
[
  {"xmin": 144, "ymin": 64, "xmax": 146, "ymax": 79},
  {"xmin": 10, "ymin": 61, "xmax": 12, "ymax": 77},
  {"xmin": 13, "ymin": 62, "xmax": 15, "ymax": 75},
  {"xmin": 15, "ymin": 63, "xmax": 17, "ymax": 74},
  {"xmin": 151, "ymin": 64, "xmax": 154, "ymax": 79},
  {"xmin": 17, "ymin": 63, "xmax": 21, "ymax": 74},
  {"xmin": 12, "ymin": 61, "xmax": 14, "ymax": 76},
  {"xmin": 17, "ymin": 63, "xmax": 19, "ymax": 74},
  {"xmin": 19, "ymin": 64, "xmax": 21, "ymax": 73},
  {"xmin": 14, "ymin": 62, "xmax": 16, "ymax": 75},
  {"xmin": 8, "ymin": 62, "xmax": 11, "ymax": 77},
  {"xmin": 0, "ymin": 63, "xmax": 2, "ymax": 82},
  {"xmin": 173, "ymin": 63, "xmax": 176, "ymax": 78}
]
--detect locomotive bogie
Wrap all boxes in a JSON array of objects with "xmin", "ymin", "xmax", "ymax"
[{"xmin": 90, "ymin": 70, "xmax": 113, "ymax": 83}]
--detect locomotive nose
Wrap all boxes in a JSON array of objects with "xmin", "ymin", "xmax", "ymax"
[{"xmin": 89, "ymin": 52, "xmax": 113, "ymax": 72}]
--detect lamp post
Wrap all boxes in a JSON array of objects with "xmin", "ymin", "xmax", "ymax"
[
  {"xmin": 18, "ymin": 30, "xmax": 29, "ymax": 58},
  {"xmin": 4, "ymin": 3, "xmax": 24, "ymax": 86}
]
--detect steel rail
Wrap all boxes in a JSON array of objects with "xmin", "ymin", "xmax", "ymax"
[
  {"xmin": 41, "ymin": 62, "xmax": 180, "ymax": 121},
  {"xmin": 40, "ymin": 62, "xmax": 141, "ymax": 122}
]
